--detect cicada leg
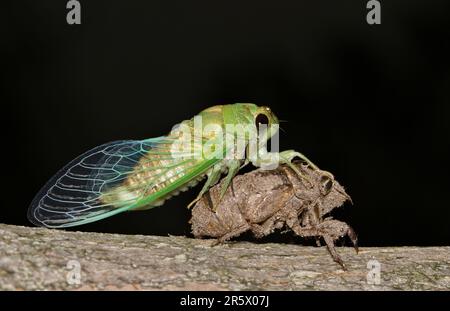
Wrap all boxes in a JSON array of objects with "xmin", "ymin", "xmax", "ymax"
[
  {"xmin": 187, "ymin": 164, "xmax": 223, "ymax": 209},
  {"xmin": 279, "ymin": 150, "xmax": 319, "ymax": 188},
  {"xmin": 216, "ymin": 160, "xmax": 241, "ymax": 209}
]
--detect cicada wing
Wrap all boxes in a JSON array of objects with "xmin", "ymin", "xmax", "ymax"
[{"xmin": 28, "ymin": 137, "xmax": 204, "ymax": 228}]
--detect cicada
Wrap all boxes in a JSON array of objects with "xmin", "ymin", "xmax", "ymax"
[{"xmin": 28, "ymin": 103, "xmax": 316, "ymax": 228}]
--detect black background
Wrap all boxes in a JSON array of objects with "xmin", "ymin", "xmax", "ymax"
[{"xmin": 3, "ymin": 1, "xmax": 449, "ymax": 246}]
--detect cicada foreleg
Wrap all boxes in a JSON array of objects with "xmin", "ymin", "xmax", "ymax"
[{"xmin": 251, "ymin": 149, "xmax": 319, "ymax": 188}]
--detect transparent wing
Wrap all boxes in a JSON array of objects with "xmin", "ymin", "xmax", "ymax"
[{"xmin": 28, "ymin": 137, "xmax": 203, "ymax": 228}]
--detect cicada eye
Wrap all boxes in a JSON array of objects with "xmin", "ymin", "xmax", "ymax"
[
  {"xmin": 255, "ymin": 113, "xmax": 269, "ymax": 129},
  {"xmin": 320, "ymin": 175, "xmax": 333, "ymax": 195}
]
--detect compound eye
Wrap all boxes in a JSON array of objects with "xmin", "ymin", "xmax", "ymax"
[
  {"xmin": 320, "ymin": 175, "xmax": 333, "ymax": 195},
  {"xmin": 255, "ymin": 113, "xmax": 269, "ymax": 128}
]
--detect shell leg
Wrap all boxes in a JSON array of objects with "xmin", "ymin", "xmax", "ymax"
[
  {"xmin": 211, "ymin": 223, "xmax": 251, "ymax": 246},
  {"xmin": 288, "ymin": 218, "xmax": 357, "ymax": 270}
]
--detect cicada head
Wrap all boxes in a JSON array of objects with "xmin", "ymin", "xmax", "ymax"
[{"xmin": 226, "ymin": 103, "xmax": 280, "ymax": 144}]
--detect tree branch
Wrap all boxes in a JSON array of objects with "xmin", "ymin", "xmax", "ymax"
[{"xmin": 0, "ymin": 224, "xmax": 448, "ymax": 290}]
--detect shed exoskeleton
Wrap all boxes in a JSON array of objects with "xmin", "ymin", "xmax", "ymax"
[{"xmin": 190, "ymin": 162, "xmax": 358, "ymax": 269}]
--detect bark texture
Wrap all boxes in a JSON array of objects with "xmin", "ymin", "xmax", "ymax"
[{"xmin": 1, "ymin": 224, "xmax": 449, "ymax": 290}]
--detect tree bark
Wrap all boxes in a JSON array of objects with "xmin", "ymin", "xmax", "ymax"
[{"xmin": 0, "ymin": 224, "xmax": 448, "ymax": 290}]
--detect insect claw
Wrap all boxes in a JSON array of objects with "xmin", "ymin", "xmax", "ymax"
[
  {"xmin": 211, "ymin": 239, "xmax": 220, "ymax": 247},
  {"xmin": 337, "ymin": 188, "xmax": 353, "ymax": 205},
  {"xmin": 315, "ymin": 237, "xmax": 322, "ymax": 247},
  {"xmin": 286, "ymin": 161, "xmax": 314, "ymax": 188},
  {"xmin": 347, "ymin": 226, "xmax": 359, "ymax": 254},
  {"xmin": 337, "ymin": 259, "xmax": 347, "ymax": 271},
  {"xmin": 211, "ymin": 236, "xmax": 230, "ymax": 246},
  {"xmin": 202, "ymin": 192, "xmax": 217, "ymax": 212},
  {"xmin": 297, "ymin": 171, "xmax": 314, "ymax": 189},
  {"xmin": 187, "ymin": 197, "xmax": 200, "ymax": 209}
]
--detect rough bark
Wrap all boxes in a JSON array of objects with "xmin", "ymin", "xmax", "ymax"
[{"xmin": 0, "ymin": 224, "xmax": 448, "ymax": 291}]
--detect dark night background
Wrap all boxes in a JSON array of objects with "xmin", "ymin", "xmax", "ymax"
[{"xmin": 3, "ymin": 1, "xmax": 449, "ymax": 246}]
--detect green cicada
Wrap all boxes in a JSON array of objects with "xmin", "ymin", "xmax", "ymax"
[{"xmin": 28, "ymin": 103, "xmax": 317, "ymax": 228}]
